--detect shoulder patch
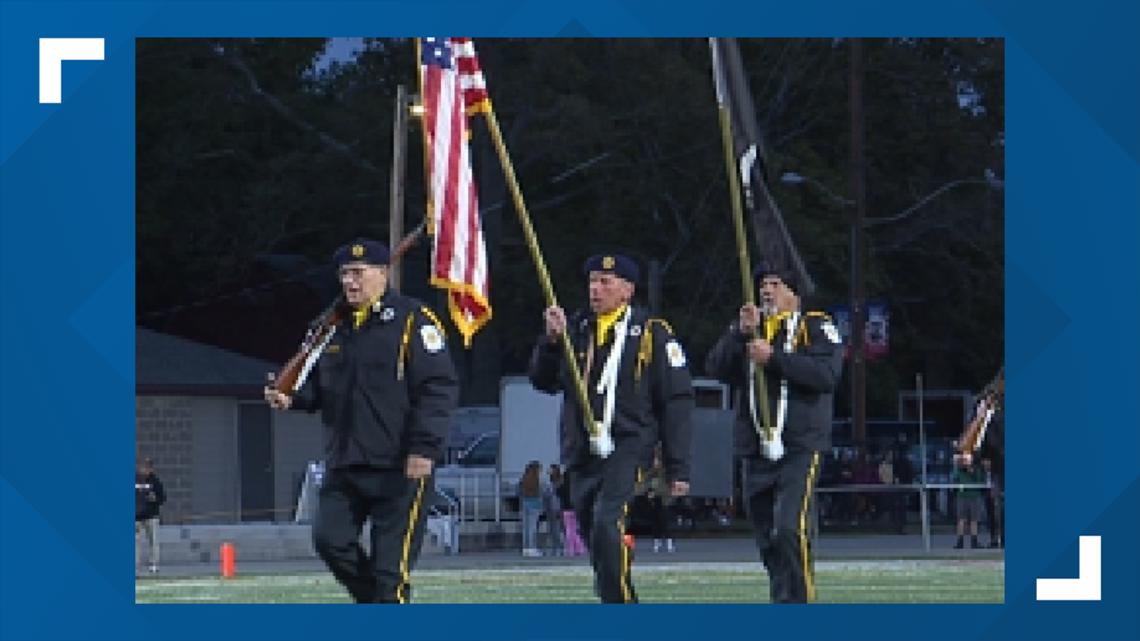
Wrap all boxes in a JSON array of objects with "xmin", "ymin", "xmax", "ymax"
[
  {"xmin": 420, "ymin": 324, "xmax": 445, "ymax": 353},
  {"xmin": 665, "ymin": 340, "xmax": 687, "ymax": 368},
  {"xmin": 820, "ymin": 320, "xmax": 842, "ymax": 344}
]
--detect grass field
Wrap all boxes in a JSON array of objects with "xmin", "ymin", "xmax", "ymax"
[{"xmin": 136, "ymin": 560, "xmax": 1003, "ymax": 604}]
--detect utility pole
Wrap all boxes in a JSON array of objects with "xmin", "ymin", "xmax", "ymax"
[
  {"xmin": 849, "ymin": 39, "xmax": 867, "ymax": 444},
  {"xmin": 388, "ymin": 84, "xmax": 410, "ymax": 290},
  {"xmin": 648, "ymin": 259, "xmax": 662, "ymax": 315}
]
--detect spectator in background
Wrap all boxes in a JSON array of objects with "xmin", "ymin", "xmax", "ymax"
[
  {"xmin": 135, "ymin": 458, "xmax": 166, "ymax": 574},
  {"xmin": 851, "ymin": 448, "xmax": 880, "ymax": 524},
  {"xmin": 952, "ymin": 457, "xmax": 987, "ymax": 549},
  {"xmin": 519, "ymin": 461, "xmax": 544, "ymax": 557},
  {"xmin": 893, "ymin": 436, "xmax": 916, "ymax": 485},
  {"xmin": 891, "ymin": 444, "xmax": 915, "ymax": 533},
  {"xmin": 672, "ymin": 496, "xmax": 696, "ymax": 530},
  {"xmin": 645, "ymin": 454, "xmax": 676, "ymax": 553},
  {"xmin": 712, "ymin": 497, "xmax": 735, "ymax": 527},
  {"xmin": 852, "ymin": 448, "xmax": 880, "ymax": 484},
  {"xmin": 817, "ymin": 450, "xmax": 843, "ymax": 487},
  {"xmin": 981, "ymin": 458, "xmax": 1001, "ymax": 548},
  {"xmin": 877, "ymin": 448, "xmax": 895, "ymax": 485},
  {"xmin": 555, "ymin": 464, "xmax": 586, "ymax": 557},
  {"xmin": 876, "ymin": 449, "xmax": 896, "ymax": 529},
  {"xmin": 543, "ymin": 464, "xmax": 566, "ymax": 556},
  {"xmin": 831, "ymin": 449, "xmax": 856, "ymax": 524}
]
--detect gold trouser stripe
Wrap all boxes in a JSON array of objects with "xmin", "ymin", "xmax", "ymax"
[
  {"xmin": 798, "ymin": 451, "xmax": 821, "ymax": 603},
  {"xmin": 621, "ymin": 468, "xmax": 643, "ymax": 601},
  {"xmin": 619, "ymin": 502, "xmax": 633, "ymax": 603},
  {"xmin": 397, "ymin": 477, "xmax": 427, "ymax": 604}
]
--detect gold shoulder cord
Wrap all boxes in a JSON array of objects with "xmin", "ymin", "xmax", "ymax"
[
  {"xmin": 419, "ymin": 305, "xmax": 445, "ymax": 332},
  {"xmin": 397, "ymin": 311, "xmax": 415, "ymax": 381},
  {"xmin": 799, "ymin": 311, "xmax": 833, "ymax": 349},
  {"xmin": 636, "ymin": 318, "xmax": 674, "ymax": 382}
]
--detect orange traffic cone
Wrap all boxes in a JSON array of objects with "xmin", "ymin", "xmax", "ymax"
[{"xmin": 220, "ymin": 542, "xmax": 236, "ymax": 579}]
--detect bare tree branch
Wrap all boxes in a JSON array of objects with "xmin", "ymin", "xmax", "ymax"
[{"xmin": 223, "ymin": 47, "xmax": 383, "ymax": 175}]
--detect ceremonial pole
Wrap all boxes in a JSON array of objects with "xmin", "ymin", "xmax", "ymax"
[
  {"xmin": 480, "ymin": 107, "xmax": 606, "ymax": 451},
  {"xmin": 710, "ymin": 38, "xmax": 774, "ymax": 436}
]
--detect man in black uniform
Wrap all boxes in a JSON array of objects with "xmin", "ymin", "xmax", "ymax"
[
  {"xmin": 264, "ymin": 238, "xmax": 458, "ymax": 603},
  {"xmin": 965, "ymin": 371, "xmax": 1003, "ymax": 548},
  {"xmin": 705, "ymin": 262, "xmax": 843, "ymax": 603},
  {"xmin": 983, "ymin": 409, "xmax": 1004, "ymax": 548},
  {"xmin": 529, "ymin": 253, "xmax": 694, "ymax": 603}
]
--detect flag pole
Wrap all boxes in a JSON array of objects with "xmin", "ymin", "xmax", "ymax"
[
  {"xmin": 480, "ymin": 107, "xmax": 603, "ymax": 445},
  {"xmin": 710, "ymin": 38, "xmax": 774, "ymax": 435},
  {"xmin": 388, "ymin": 83, "xmax": 410, "ymax": 291}
]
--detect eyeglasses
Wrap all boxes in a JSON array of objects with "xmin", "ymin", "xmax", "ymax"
[{"xmin": 338, "ymin": 265, "xmax": 380, "ymax": 281}]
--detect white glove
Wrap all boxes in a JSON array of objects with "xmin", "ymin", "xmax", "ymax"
[
  {"xmin": 589, "ymin": 432, "xmax": 614, "ymax": 458},
  {"xmin": 761, "ymin": 438, "xmax": 785, "ymax": 462}
]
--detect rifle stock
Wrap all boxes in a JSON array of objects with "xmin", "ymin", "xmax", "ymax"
[
  {"xmin": 957, "ymin": 369, "xmax": 1004, "ymax": 460},
  {"xmin": 267, "ymin": 224, "xmax": 426, "ymax": 396}
]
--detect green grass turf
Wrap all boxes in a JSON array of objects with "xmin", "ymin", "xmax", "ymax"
[{"xmin": 136, "ymin": 559, "xmax": 1003, "ymax": 604}]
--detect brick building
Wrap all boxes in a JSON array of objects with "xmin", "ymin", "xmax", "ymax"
[{"xmin": 136, "ymin": 328, "xmax": 322, "ymax": 524}]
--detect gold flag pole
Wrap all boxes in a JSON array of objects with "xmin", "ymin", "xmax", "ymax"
[
  {"xmin": 711, "ymin": 38, "xmax": 774, "ymax": 438},
  {"xmin": 480, "ymin": 107, "xmax": 603, "ymax": 446}
]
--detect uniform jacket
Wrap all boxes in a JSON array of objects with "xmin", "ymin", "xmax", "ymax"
[
  {"xmin": 705, "ymin": 310, "xmax": 843, "ymax": 457},
  {"xmin": 527, "ymin": 305, "xmax": 694, "ymax": 482},
  {"xmin": 294, "ymin": 290, "xmax": 459, "ymax": 469}
]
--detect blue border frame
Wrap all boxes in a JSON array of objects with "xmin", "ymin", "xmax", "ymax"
[{"xmin": 2, "ymin": 2, "xmax": 1138, "ymax": 640}]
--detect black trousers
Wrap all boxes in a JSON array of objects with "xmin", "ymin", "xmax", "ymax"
[
  {"xmin": 312, "ymin": 465, "xmax": 430, "ymax": 603},
  {"xmin": 743, "ymin": 450, "xmax": 822, "ymax": 603},
  {"xmin": 567, "ymin": 444, "xmax": 641, "ymax": 604},
  {"xmin": 988, "ymin": 473, "xmax": 1004, "ymax": 544}
]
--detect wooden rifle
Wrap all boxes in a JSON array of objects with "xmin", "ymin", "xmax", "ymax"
[{"xmin": 956, "ymin": 367, "xmax": 1004, "ymax": 463}]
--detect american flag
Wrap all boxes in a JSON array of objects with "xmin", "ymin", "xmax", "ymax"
[{"xmin": 420, "ymin": 37, "xmax": 492, "ymax": 347}]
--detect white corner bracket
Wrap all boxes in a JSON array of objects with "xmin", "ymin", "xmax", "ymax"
[
  {"xmin": 39, "ymin": 38, "xmax": 105, "ymax": 104},
  {"xmin": 1036, "ymin": 535, "xmax": 1102, "ymax": 601}
]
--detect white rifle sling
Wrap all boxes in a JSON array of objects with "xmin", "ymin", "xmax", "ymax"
[{"xmin": 293, "ymin": 326, "xmax": 338, "ymax": 393}]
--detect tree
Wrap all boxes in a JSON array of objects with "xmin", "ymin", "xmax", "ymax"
[{"xmin": 136, "ymin": 38, "xmax": 1003, "ymax": 410}]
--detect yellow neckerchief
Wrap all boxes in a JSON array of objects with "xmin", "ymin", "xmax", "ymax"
[
  {"xmin": 764, "ymin": 311, "xmax": 791, "ymax": 341},
  {"xmin": 766, "ymin": 309, "xmax": 818, "ymax": 348},
  {"xmin": 595, "ymin": 304, "xmax": 629, "ymax": 347},
  {"xmin": 351, "ymin": 293, "xmax": 383, "ymax": 329}
]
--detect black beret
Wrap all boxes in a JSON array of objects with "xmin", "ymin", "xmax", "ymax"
[
  {"xmin": 332, "ymin": 238, "xmax": 390, "ymax": 267},
  {"xmin": 583, "ymin": 253, "xmax": 640, "ymax": 284},
  {"xmin": 753, "ymin": 260, "xmax": 800, "ymax": 295}
]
